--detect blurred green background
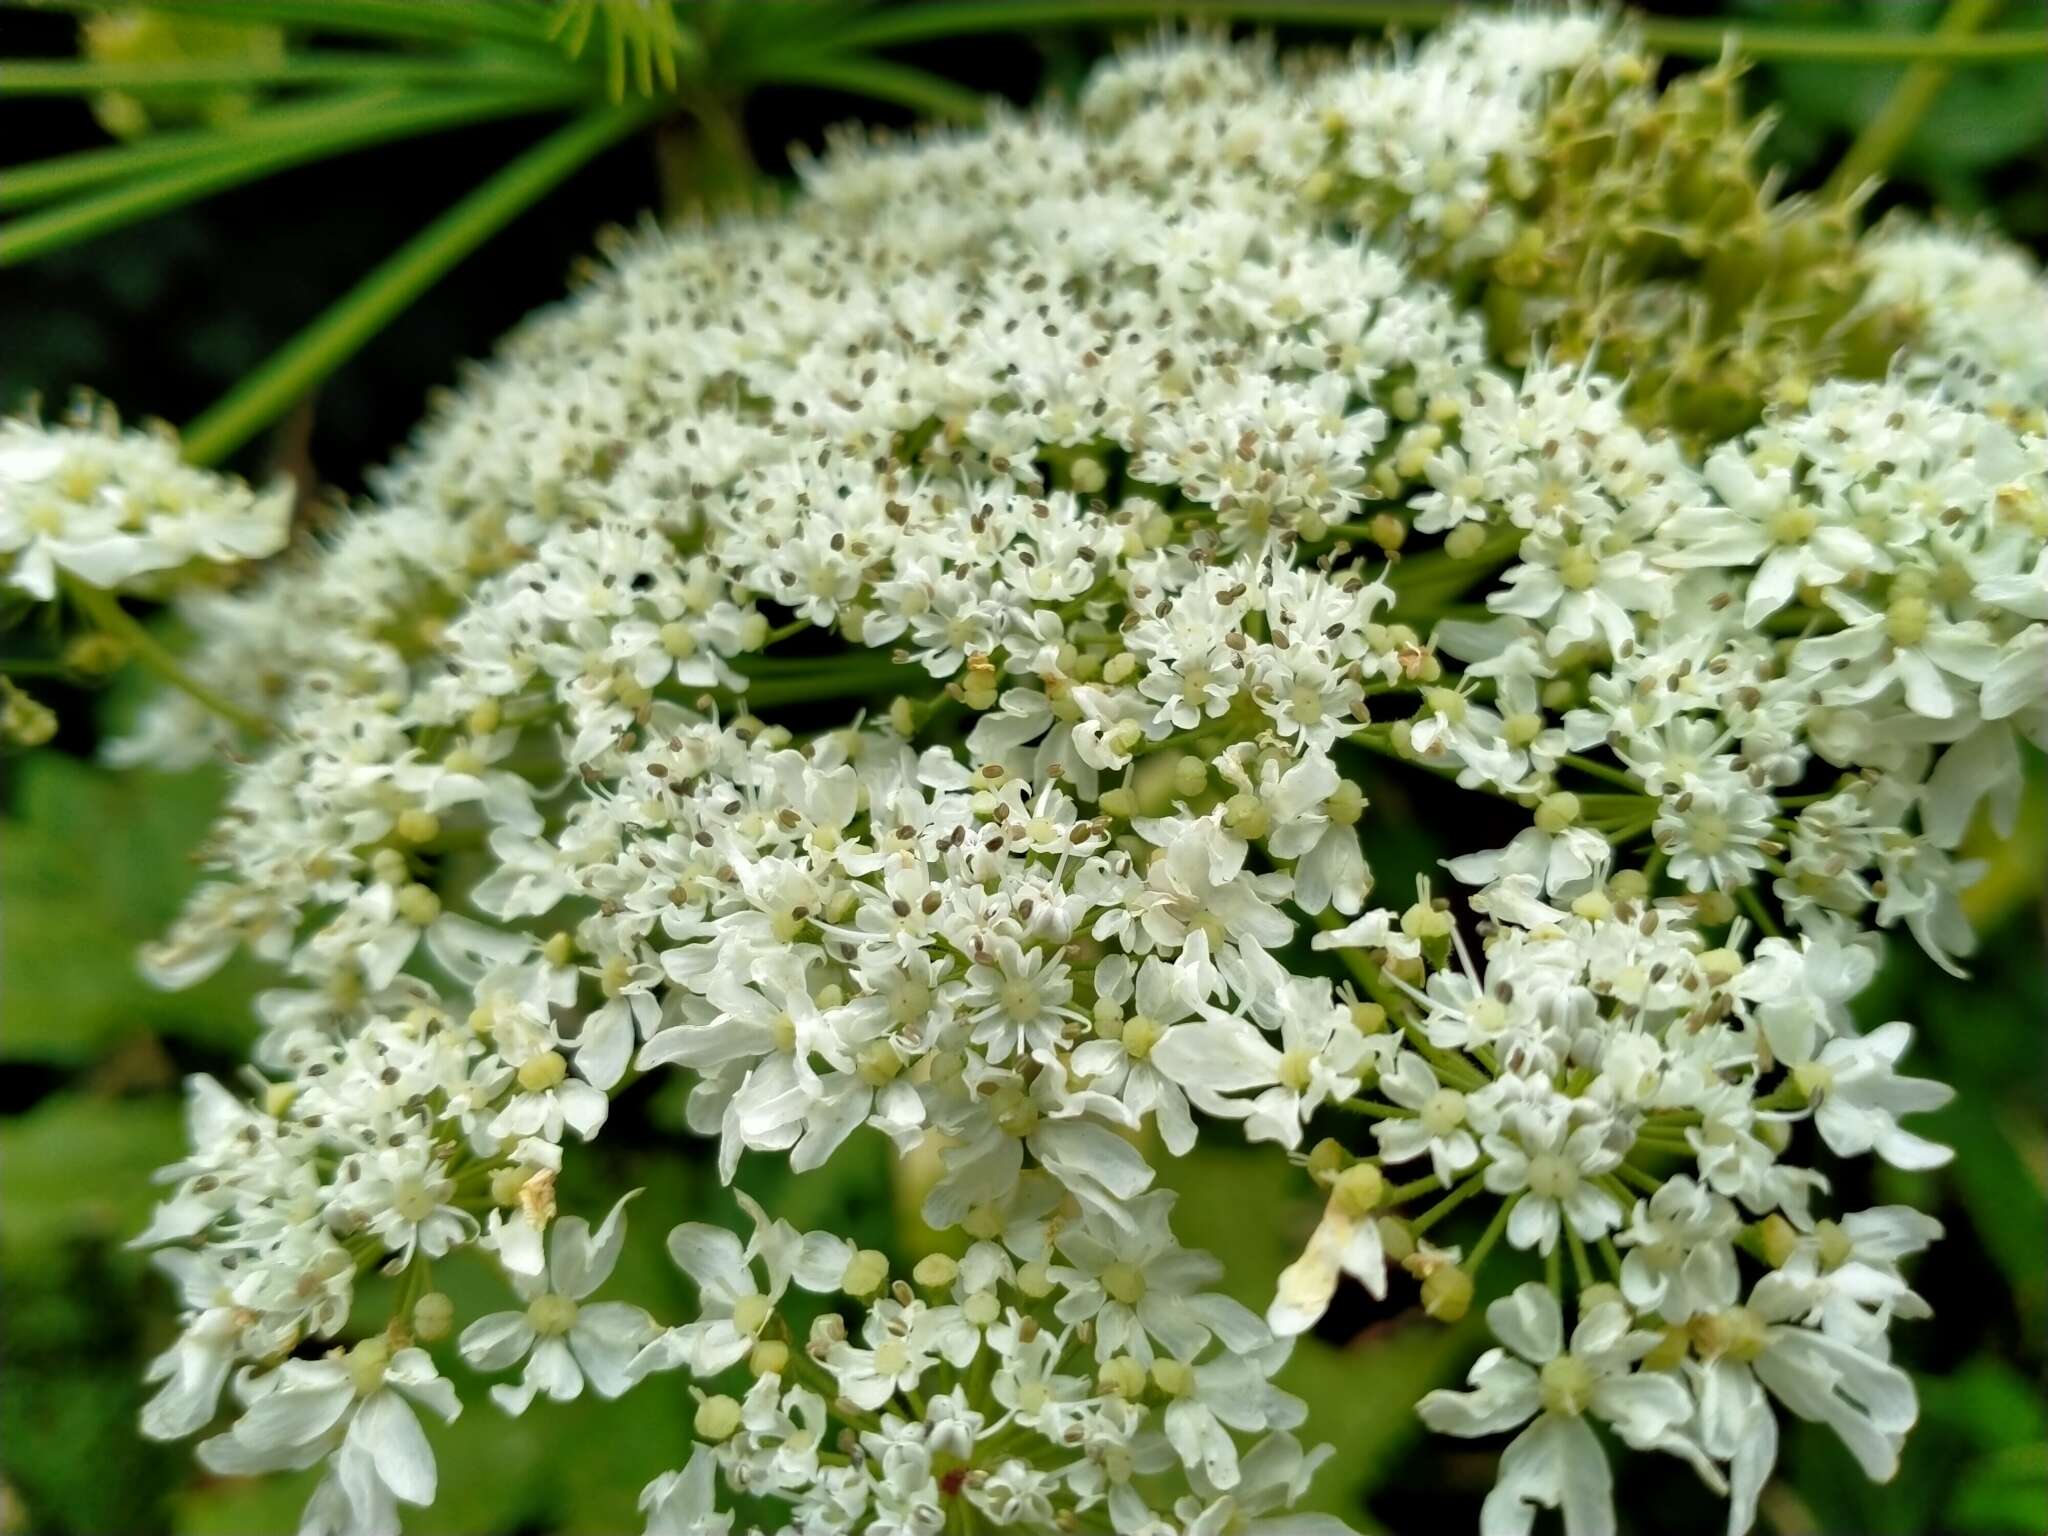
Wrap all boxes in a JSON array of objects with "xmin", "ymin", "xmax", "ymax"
[{"xmin": 2, "ymin": 4, "xmax": 2043, "ymax": 1533}]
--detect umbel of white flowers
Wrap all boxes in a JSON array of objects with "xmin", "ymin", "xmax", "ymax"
[{"xmin": 19, "ymin": 9, "xmax": 2031, "ymax": 1536}]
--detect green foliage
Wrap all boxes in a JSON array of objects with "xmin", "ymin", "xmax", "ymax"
[{"xmin": 0, "ymin": 753, "xmax": 262, "ymax": 1063}]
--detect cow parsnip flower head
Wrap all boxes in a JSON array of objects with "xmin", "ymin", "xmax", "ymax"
[
  {"xmin": 117, "ymin": 12, "xmax": 2046, "ymax": 1536},
  {"xmin": 0, "ymin": 404, "xmax": 291, "ymax": 602}
]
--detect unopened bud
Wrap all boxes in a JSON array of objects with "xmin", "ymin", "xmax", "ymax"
[
  {"xmin": 912, "ymin": 1253, "xmax": 958, "ymax": 1289},
  {"xmin": 1377, "ymin": 1216, "xmax": 1415, "ymax": 1264},
  {"xmin": 1333, "ymin": 1162, "xmax": 1384, "ymax": 1218},
  {"xmin": 1578, "ymin": 1283, "xmax": 1626, "ymax": 1316},
  {"xmin": 1150, "ymin": 1358, "xmax": 1195, "ymax": 1398},
  {"xmin": 1421, "ymin": 1264, "xmax": 1473, "ymax": 1322},
  {"xmin": 516, "ymin": 1050, "xmax": 566, "ymax": 1093},
  {"xmin": 694, "ymin": 1393, "xmax": 742, "ymax": 1441},
  {"xmin": 412, "ymin": 1292, "xmax": 454, "ymax": 1342},
  {"xmin": 1306, "ymin": 1138, "xmax": 1348, "ymax": 1182},
  {"xmin": 1098, "ymin": 1356, "xmax": 1146, "ymax": 1398},
  {"xmin": 395, "ymin": 808, "xmax": 441, "ymax": 845},
  {"xmin": 841, "ymin": 1248, "xmax": 889, "ymax": 1298},
  {"xmin": 1756, "ymin": 1213, "xmax": 1800, "ymax": 1268},
  {"xmin": 1443, "ymin": 523, "xmax": 1488, "ymax": 561}
]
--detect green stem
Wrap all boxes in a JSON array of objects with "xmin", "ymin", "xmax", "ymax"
[
  {"xmin": 1614, "ymin": 1162, "xmax": 1662, "ymax": 1197},
  {"xmin": 728, "ymin": 652, "xmax": 925, "ymax": 710},
  {"xmin": 1385, "ymin": 1169, "xmax": 1462, "ymax": 1206},
  {"xmin": 3, "ymin": 87, "xmax": 584, "ymax": 267},
  {"xmin": 1597, "ymin": 1237, "xmax": 1625, "ymax": 1284},
  {"xmin": 1737, "ymin": 886, "xmax": 1783, "ymax": 939},
  {"xmin": 2, "ymin": 89, "xmax": 410, "ymax": 211},
  {"xmin": 1560, "ymin": 753, "xmax": 1641, "ymax": 792},
  {"xmin": 1408, "ymin": 1169, "xmax": 1487, "ymax": 1236},
  {"xmin": 1466, "ymin": 1191, "xmax": 1519, "ymax": 1275},
  {"xmin": 1753, "ymin": 1080, "xmax": 1808, "ymax": 1113},
  {"xmin": 64, "ymin": 577, "xmax": 272, "ymax": 737},
  {"xmin": 1385, "ymin": 526, "xmax": 1525, "ymax": 618},
  {"xmin": 0, "ymin": 0, "xmax": 556, "ymax": 49},
  {"xmin": 1827, "ymin": 0, "xmax": 2003, "ymax": 195},
  {"xmin": 182, "ymin": 101, "xmax": 657, "ymax": 466},
  {"xmin": 781, "ymin": 0, "xmax": 2048, "ymax": 61},
  {"xmin": 1565, "ymin": 1227, "xmax": 1595, "ymax": 1292},
  {"xmin": 764, "ymin": 51, "xmax": 988, "ymax": 123},
  {"xmin": 655, "ymin": 90, "xmax": 757, "ymax": 218},
  {"xmin": 1336, "ymin": 1098, "xmax": 1413, "ymax": 1120},
  {"xmin": 0, "ymin": 53, "xmax": 579, "ymax": 95}
]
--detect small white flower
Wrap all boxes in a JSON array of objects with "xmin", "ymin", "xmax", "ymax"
[
  {"xmin": 1797, "ymin": 1021, "xmax": 1955, "ymax": 1170},
  {"xmin": 1420, "ymin": 1284, "xmax": 1715, "ymax": 1536},
  {"xmin": 459, "ymin": 1193, "xmax": 658, "ymax": 1414}
]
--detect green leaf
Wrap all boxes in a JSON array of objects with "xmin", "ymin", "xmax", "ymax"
[
  {"xmin": 0, "ymin": 1093, "xmax": 187, "ymax": 1249},
  {"xmin": 0, "ymin": 52, "xmax": 579, "ymax": 95},
  {"xmin": 0, "ymin": 89, "xmax": 399, "ymax": 210},
  {"xmin": 0, "ymin": 754, "xmax": 263, "ymax": 1064},
  {"xmin": 0, "ymin": 86, "xmax": 585, "ymax": 268},
  {"xmin": 1948, "ymin": 1442, "xmax": 2048, "ymax": 1533},
  {"xmin": 1, "ymin": 0, "xmax": 557, "ymax": 51}
]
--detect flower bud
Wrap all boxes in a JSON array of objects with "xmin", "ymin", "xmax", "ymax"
[
  {"xmin": 412, "ymin": 1291, "xmax": 454, "ymax": 1342},
  {"xmin": 694, "ymin": 1393, "xmax": 742, "ymax": 1441},
  {"xmin": 516, "ymin": 1050, "xmax": 567, "ymax": 1093},
  {"xmin": 1533, "ymin": 791, "xmax": 1580, "ymax": 834},
  {"xmin": 1578, "ymin": 1283, "xmax": 1625, "ymax": 1315},
  {"xmin": 841, "ymin": 1248, "xmax": 889, "ymax": 1298},
  {"xmin": 1420, "ymin": 1264, "xmax": 1473, "ymax": 1322},
  {"xmin": 1098, "ymin": 1356, "xmax": 1146, "ymax": 1398},
  {"xmin": 1332, "ymin": 1162, "xmax": 1383, "ymax": 1218},
  {"xmin": 1443, "ymin": 523, "xmax": 1488, "ymax": 560},
  {"xmin": 395, "ymin": 808, "xmax": 440, "ymax": 845},
  {"xmin": 1756, "ymin": 1213, "xmax": 1800, "ymax": 1268},
  {"xmin": 1377, "ymin": 1216, "xmax": 1415, "ymax": 1264},
  {"xmin": 1305, "ymin": 1137, "xmax": 1347, "ymax": 1182},
  {"xmin": 1150, "ymin": 1358, "xmax": 1195, "ymax": 1398},
  {"xmin": 912, "ymin": 1253, "xmax": 958, "ymax": 1289}
]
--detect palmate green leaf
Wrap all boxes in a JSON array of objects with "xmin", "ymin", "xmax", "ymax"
[{"xmin": 0, "ymin": 753, "xmax": 261, "ymax": 1065}]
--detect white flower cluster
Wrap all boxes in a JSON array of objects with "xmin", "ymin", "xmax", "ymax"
[
  {"xmin": 111, "ymin": 12, "xmax": 2044, "ymax": 1536},
  {"xmin": 1311, "ymin": 886, "xmax": 1948, "ymax": 1536},
  {"xmin": 1861, "ymin": 219, "xmax": 2048, "ymax": 426},
  {"xmin": 0, "ymin": 406, "xmax": 290, "ymax": 601}
]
